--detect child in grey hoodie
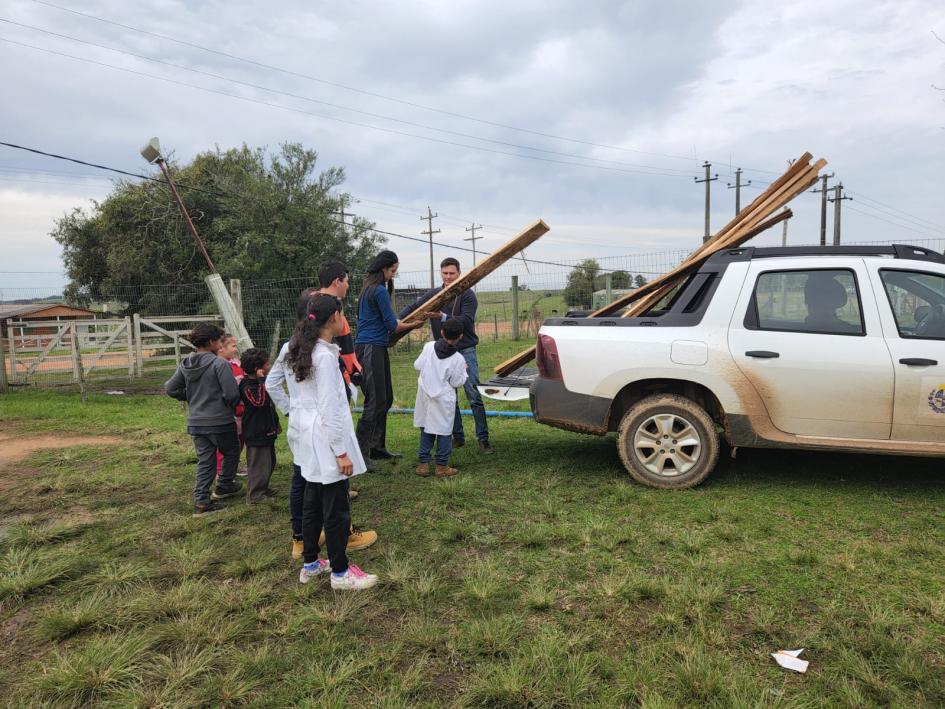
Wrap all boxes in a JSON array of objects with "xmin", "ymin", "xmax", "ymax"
[{"xmin": 165, "ymin": 323, "xmax": 243, "ymax": 516}]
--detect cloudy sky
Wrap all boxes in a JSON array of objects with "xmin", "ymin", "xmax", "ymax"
[{"xmin": 1, "ymin": 0, "xmax": 944, "ymax": 294}]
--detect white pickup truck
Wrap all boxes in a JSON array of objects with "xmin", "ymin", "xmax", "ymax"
[{"xmin": 486, "ymin": 245, "xmax": 945, "ymax": 488}]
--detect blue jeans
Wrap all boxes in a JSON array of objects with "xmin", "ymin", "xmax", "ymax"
[
  {"xmin": 452, "ymin": 347, "xmax": 489, "ymax": 443},
  {"xmin": 419, "ymin": 429, "xmax": 452, "ymax": 465}
]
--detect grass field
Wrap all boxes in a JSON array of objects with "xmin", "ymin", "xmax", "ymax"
[{"xmin": 1, "ymin": 339, "xmax": 944, "ymax": 706}]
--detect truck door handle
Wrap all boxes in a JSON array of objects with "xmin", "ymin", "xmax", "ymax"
[
  {"xmin": 899, "ymin": 358, "xmax": 937, "ymax": 366},
  {"xmin": 745, "ymin": 351, "xmax": 779, "ymax": 359}
]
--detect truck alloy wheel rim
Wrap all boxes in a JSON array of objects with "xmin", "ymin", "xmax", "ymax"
[{"xmin": 633, "ymin": 413, "xmax": 701, "ymax": 477}]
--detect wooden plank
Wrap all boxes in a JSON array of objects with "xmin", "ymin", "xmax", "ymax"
[
  {"xmin": 389, "ymin": 219, "xmax": 550, "ymax": 345},
  {"xmin": 139, "ymin": 319, "xmax": 195, "ymax": 349},
  {"xmin": 23, "ymin": 323, "xmax": 69, "ymax": 379},
  {"xmin": 133, "ymin": 313, "xmax": 143, "ymax": 377},
  {"xmin": 493, "ymin": 209, "xmax": 795, "ymax": 376},
  {"xmin": 125, "ymin": 316, "xmax": 134, "ymax": 381},
  {"xmin": 495, "ymin": 153, "xmax": 826, "ymax": 376},
  {"xmin": 619, "ymin": 207, "xmax": 796, "ymax": 318},
  {"xmin": 82, "ymin": 322, "xmax": 129, "ymax": 375}
]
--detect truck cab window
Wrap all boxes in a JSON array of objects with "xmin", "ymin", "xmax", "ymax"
[
  {"xmin": 880, "ymin": 269, "xmax": 945, "ymax": 339},
  {"xmin": 746, "ymin": 269, "xmax": 864, "ymax": 335}
]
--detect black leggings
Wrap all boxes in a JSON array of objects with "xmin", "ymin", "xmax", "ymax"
[
  {"xmin": 301, "ymin": 479, "xmax": 351, "ymax": 572},
  {"xmin": 355, "ymin": 343, "xmax": 393, "ymax": 454}
]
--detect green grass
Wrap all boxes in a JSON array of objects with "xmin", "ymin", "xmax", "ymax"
[{"xmin": 1, "ymin": 340, "xmax": 944, "ymax": 706}]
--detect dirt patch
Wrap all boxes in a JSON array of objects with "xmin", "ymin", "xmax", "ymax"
[
  {"xmin": 0, "ymin": 433, "xmax": 123, "ymax": 467},
  {"xmin": 0, "ymin": 608, "xmax": 31, "ymax": 648}
]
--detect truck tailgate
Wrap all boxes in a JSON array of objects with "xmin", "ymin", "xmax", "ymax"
[{"xmin": 478, "ymin": 367, "xmax": 536, "ymax": 402}]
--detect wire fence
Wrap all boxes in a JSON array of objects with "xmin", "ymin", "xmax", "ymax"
[{"xmin": 2, "ymin": 237, "xmax": 943, "ymax": 390}]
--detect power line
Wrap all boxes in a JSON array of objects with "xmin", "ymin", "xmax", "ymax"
[
  {"xmin": 0, "ymin": 35, "xmax": 701, "ymax": 181},
  {"xmin": 27, "ymin": 0, "xmax": 717, "ymax": 166},
  {"xmin": 0, "ymin": 138, "xmax": 641, "ymax": 273},
  {"xmin": 0, "ymin": 18, "xmax": 699, "ymax": 178}
]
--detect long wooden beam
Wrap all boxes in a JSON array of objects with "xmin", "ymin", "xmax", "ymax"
[
  {"xmin": 389, "ymin": 218, "xmax": 550, "ymax": 345},
  {"xmin": 493, "ymin": 209, "xmax": 795, "ymax": 376},
  {"xmin": 495, "ymin": 151, "xmax": 825, "ymax": 376}
]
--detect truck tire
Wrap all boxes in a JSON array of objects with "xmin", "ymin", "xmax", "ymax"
[{"xmin": 616, "ymin": 394, "xmax": 719, "ymax": 489}]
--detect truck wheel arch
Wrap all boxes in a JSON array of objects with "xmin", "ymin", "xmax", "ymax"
[{"xmin": 607, "ymin": 379, "xmax": 726, "ymax": 433}]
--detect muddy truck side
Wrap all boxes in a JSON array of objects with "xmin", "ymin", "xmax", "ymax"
[{"xmin": 485, "ymin": 245, "xmax": 945, "ymax": 488}]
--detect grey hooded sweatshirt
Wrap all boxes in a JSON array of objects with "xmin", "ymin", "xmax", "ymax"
[{"xmin": 165, "ymin": 351, "xmax": 240, "ymax": 430}]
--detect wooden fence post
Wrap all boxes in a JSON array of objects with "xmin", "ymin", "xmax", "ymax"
[
  {"xmin": 493, "ymin": 313, "xmax": 498, "ymax": 342},
  {"xmin": 0, "ymin": 327, "xmax": 8, "ymax": 391},
  {"xmin": 605, "ymin": 273, "xmax": 613, "ymax": 306},
  {"xmin": 132, "ymin": 313, "xmax": 143, "ymax": 378},
  {"xmin": 174, "ymin": 335, "xmax": 182, "ymax": 367},
  {"xmin": 229, "ymin": 278, "xmax": 243, "ymax": 320},
  {"xmin": 69, "ymin": 323, "xmax": 88, "ymax": 400},
  {"xmin": 511, "ymin": 276, "xmax": 520, "ymax": 341},
  {"xmin": 7, "ymin": 323, "xmax": 17, "ymax": 385},
  {"xmin": 268, "ymin": 320, "xmax": 282, "ymax": 363},
  {"xmin": 124, "ymin": 316, "xmax": 134, "ymax": 381}
]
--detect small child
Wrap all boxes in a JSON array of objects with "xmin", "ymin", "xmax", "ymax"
[
  {"xmin": 413, "ymin": 317, "xmax": 468, "ymax": 477},
  {"xmin": 165, "ymin": 323, "xmax": 243, "ymax": 516},
  {"xmin": 286, "ymin": 294, "xmax": 378, "ymax": 591},
  {"xmin": 215, "ymin": 333, "xmax": 246, "ymax": 478},
  {"xmin": 238, "ymin": 347, "xmax": 280, "ymax": 504}
]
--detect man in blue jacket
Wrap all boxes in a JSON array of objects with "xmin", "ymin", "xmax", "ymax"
[{"xmin": 399, "ymin": 257, "xmax": 494, "ymax": 454}]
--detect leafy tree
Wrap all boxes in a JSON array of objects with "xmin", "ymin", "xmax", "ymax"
[
  {"xmin": 53, "ymin": 143, "xmax": 383, "ymax": 324},
  {"xmin": 563, "ymin": 258, "xmax": 600, "ymax": 307},
  {"xmin": 634, "ymin": 274, "xmax": 648, "ymax": 288},
  {"xmin": 592, "ymin": 269, "xmax": 630, "ymax": 290}
]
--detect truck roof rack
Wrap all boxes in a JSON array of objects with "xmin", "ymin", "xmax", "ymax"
[{"xmin": 708, "ymin": 244, "xmax": 945, "ymax": 265}]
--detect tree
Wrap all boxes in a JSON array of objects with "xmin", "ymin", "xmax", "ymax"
[
  {"xmin": 592, "ymin": 269, "xmax": 630, "ymax": 290},
  {"xmin": 634, "ymin": 274, "xmax": 648, "ymax": 289},
  {"xmin": 53, "ymin": 143, "xmax": 383, "ymax": 319},
  {"xmin": 563, "ymin": 258, "xmax": 600, "ymax": 306}
]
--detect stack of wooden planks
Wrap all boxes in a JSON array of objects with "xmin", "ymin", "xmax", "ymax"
[
  {"xmin": 494, "ymin": 151, "xmax": 826, "ymax": 377},
  {"xmin": 389, "ymin": 219, "xmax": 550, "ymax": 346}
]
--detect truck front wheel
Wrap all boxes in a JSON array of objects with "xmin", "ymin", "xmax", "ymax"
[{"xmin": 616, "ymin": 394, "xmax": 719, "ymax": 489}]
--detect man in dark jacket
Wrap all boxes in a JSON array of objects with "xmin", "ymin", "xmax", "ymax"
[
  {"xmin": 399, "ymin": 257, "xmax": 493, "ymax": 453},
  {"xmin": 165, "ymin": 323, "xmax": 243, "ymax": 515}
]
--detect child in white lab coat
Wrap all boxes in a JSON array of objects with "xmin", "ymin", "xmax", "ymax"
[
  {"xmin": 413, "ymin": 318, "xmax": 468, "ymax": 477},
  {"xmin": 284, "ymin": 294, "xmax": 378, "ymax": 591}
]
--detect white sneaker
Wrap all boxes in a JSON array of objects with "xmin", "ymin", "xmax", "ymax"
[
  {"xmin": 298, "ymin": 559, "xmax": 331, "ymax": 584},
  {"xmin": 330, "ymin": 564, "xmax": 378, "ymax": 591}
]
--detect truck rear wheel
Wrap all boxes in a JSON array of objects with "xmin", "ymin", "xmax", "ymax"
[{"xmin": 616, "ymin": 394, "xmax": 719, "ymax": 489}]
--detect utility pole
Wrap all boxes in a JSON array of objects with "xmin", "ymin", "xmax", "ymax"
[
  {"xmin": 780, "ymin": 206, "xmax": 791, "ymax": 246},
  {"xmin": 809, "ymin": 172, "xmax": 835, "ymax": 246},
  {"xmin": 827, "ymin": 183, "xmax": 852, "ymax": 245},
  {"xmin": 694, "ymin": 161, "xmax": 719, "ymax": 242},
  {"xmin": 421, "ymin": 206, "xmax": 440, "ymax": 288},
  {"xmin": 726, "ymin": 167, "xmax": 751, "ymax": 215},
  {"xmin": 464, "ymin": 223, "xmax": 483, "ymax": 266}
]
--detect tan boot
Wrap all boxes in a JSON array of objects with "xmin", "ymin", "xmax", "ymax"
[
  {"xmin": 318, "ymin": 527, "xmax": 379, "ymax": 552},
  {"xmin": 435, "ymin": 464, "xmax": 458, "ymax": 477},
  {"xmin": 415, "ymin": 463, "xmax": 431, "ymax": 477}
]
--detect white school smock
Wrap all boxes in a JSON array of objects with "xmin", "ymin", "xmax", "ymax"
[
  {"xmin": 413, "ymin": 341, "xmax": 468, "ymax": 436},
  {"xmin": 278, "ymin": 340, "xmax": 366, "ymax": 484}
]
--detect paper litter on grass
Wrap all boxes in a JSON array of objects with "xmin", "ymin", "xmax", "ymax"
[{"xmin": 771, "ymin": 648, "xmax": 808, "ymax": 673}]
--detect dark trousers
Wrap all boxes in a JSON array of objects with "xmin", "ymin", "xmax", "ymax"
[
  {"xmin": 301, "ymin": 478, "xmax": 351, "ymax": 573},
  {"xmin": 245, "ymin": 443, "xmax": 276, "ymax": 503},
  {"xmin": 355, "ymin": 343, "xmax": 393, "ymax": 455},
  {"xmin": 419, "ymin": 429, "xmax": 452, "ymax": 465},
  {"xmin": 192, "ymin": 429, "xmax": 239, "ymax": 505},
  {"xmin": 452, "ymin": 346, "xmax": 489, "ymax": 443},
  {"xmin": 290, "ymin": 463, "xmax": 305, "ymax": 540}
]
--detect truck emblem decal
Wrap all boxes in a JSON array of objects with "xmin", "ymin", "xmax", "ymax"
[{"xmin": 929, "ymin": 385, "xmax": 945, "ymax": 415}]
